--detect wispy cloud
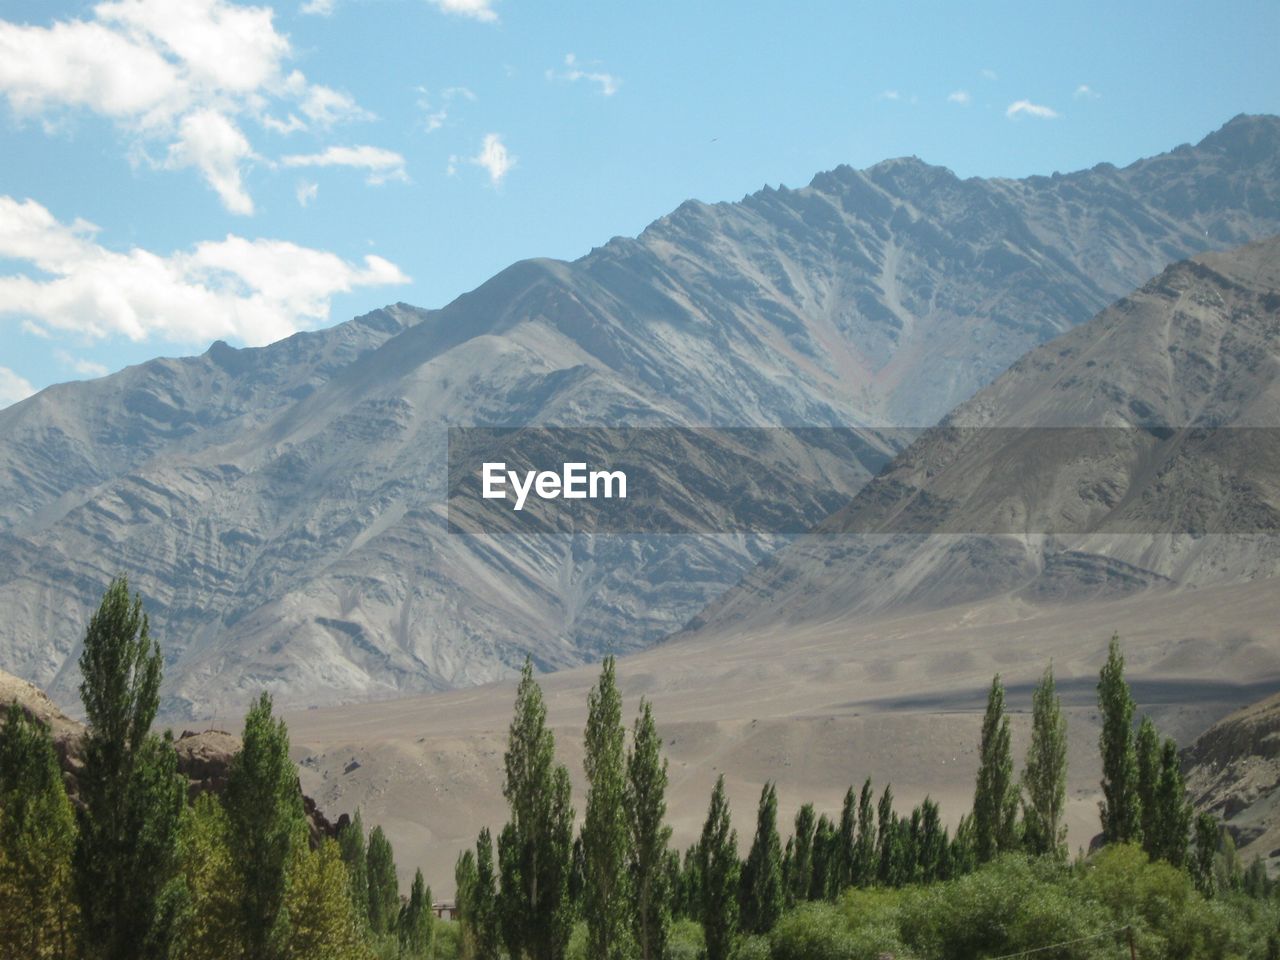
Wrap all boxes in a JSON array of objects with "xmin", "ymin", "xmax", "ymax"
[
  {"xmin": 1006, "ymin": 99, "xmax": 1059, "ymax": 120},
  {"xmin": 300, "ymin": 0, "xmax": 337, "ymax": 14},
  {"xmin": 417, "ymin": 85, "xmax": 476, "ymax": 133},
  {"xmin": 1074, "ymin": 84, "xmax": 1100, "ymax": 100},
  {"xmin": 0, "ymin": 0, "xmax": 381, "ymax": 213},
  {"xmin": 878, "ymin": 89, "xmax": 902, "ymax": 101},
  {"xmin": 0, "ymin": 195, "xmax": 409, "ymax": 347},
  {"xmin": 427, "ymin": 0, "xmax": 498, "ymax": 22},
  {"xmin": 980, "ymin": 68, "xmax": 998, "ymax": 81},
  {"xmin": 464, "ymin": 133, "xmax": 514, "ymax": 186},
  {"xmin": 548, "ymin": 54, "xmax": 621, "ymax": 97},
  {"xmin": 281, "ymin": 146, "xmax": 409, "ymax": 184},
  {"xmin": 947, "ymin": 90, "xmax": 971, "ymax": 106},
  {"xmin": 0, "ymin": 366, "xmax": 35, "ymax": 408},
  {"xmin": 54, "ymin": 349, "xmax": 109, "ymax": 377},
  {"xmin": 296, "ymin": 180, "xmax": 319, "ymax": 207}
]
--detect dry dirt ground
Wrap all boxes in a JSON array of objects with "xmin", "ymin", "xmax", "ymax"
[{"xmin": 285, "ymin": 577, "xmax": 1280, "ymax": 894}]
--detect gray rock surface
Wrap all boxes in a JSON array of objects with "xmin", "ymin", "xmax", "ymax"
[{"xmin": 2, "ymin": 116, "xmax": 1280, "ymax": 719}]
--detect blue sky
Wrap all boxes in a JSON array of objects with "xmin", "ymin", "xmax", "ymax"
[{"xmin": 2, "ymin": 0, "xmax": 1278, "ymax": 406}]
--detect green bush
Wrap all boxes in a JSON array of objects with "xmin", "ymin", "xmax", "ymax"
[
  {"xmin": 770, "ymin": 902, "xmax": 859, "ymax": 960},
  {"xmin": 431, "ymin": 918, "xmax": 462, "ymax": 960},
  {"xmin": 731, "ymin": 934, "xmax": 771, "ymax": 960},
  {"xmin": 666, "ymin": 918, "xmax": 705, "ymax": 960}
]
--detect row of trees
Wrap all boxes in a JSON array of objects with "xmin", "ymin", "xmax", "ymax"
[
  {"xmin": 0, "ymin": 578, "xmax": 422, "ymax": 960},
  {"xmin": 451, "ymin": 639, "xmax": 1258, "ymax": 960}
]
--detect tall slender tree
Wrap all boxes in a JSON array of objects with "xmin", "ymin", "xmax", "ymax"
[
  {"xmin": 973, "ymin": 674, "xmax": 1019, "ymax": 862},
  {"xmin": 876, "ymin": 784, "xmax": 896, "ymax": 885},
  {"xmin": 1192, "ymin": 812, "xmax": 1219, "ymax": 897},
  {"xmin": 74, "ymin": 577, "xmax": 184, "ymax": 960},
  {"xmin": 626, "ymin": 699, "xmax": 671, "ymax": 960},
  {"xmin": 836, "ymin": 786, "xmax": 857, "ymax": 891},
  {"xmin": 337, "ymin": 811, "xmax": 369, "ymax": 926},
  {"xmin": 225, "ymin": 692, "xmax": 308, "ymax": 958},
  {"xmin": 282, "ymin": 840, "xmax": 371, "ymax": 960},
  {"xmin": 853, "ymin": 778, "xmax": 876, "ymax": 887},
  {"xmin": 787, "ymin": 803, "xmax": 816, "ymax": 905},
  {"xmin": 398, "ymin": 870, "xmax": 433, "ymax": 957},
  {"xmin": 810, "ymin": 815, "xmax": 837, "ymax": 900},
  {"xmin": 366, "ymin": 826, "xmax": 399, "ymax": 937},
  {"xmin": 0, "ymin": 703, "xmax": 79, "ymax": 959},
  {"xmin": 472, "ymin": 829, "xmax": 501, "ymax": 960},
  {"xmin": 454, "ymin": 849, "xmax": 479, "ymax": 960},
  {"xmin": 739, "ymin": 782, "xmax": 783, "ymax": 935},
  {"xmin": 1022, "ymin": 664, "xmax": 1068, "ymax": 859},
  {"xmin": 696, "ymin": 776, "xmax": 738, "ymax": 960},
  {"xmin": 165, "ymin": 793, "xmax": 244, "ymax": 960},
  {"xmin": 916, "ymin": 798, "xmax": 947, "ymax": 883},
  {"xmin": 1097, "ymin": 635, "xmax": 1140, "ymax": 844},
  {"xmin": 1134, "ymin": 715, "xmax": 1160, "ymax": 853},
  {"xmin": 1150, "ymin": 738, "xmax": 1192, "ymax": 866},
  {"xmin": 497, "ymin": 659, "xmax": 575, "ymax": 960},
  {"xmin": 581, "ymin": 657, "xmax": 636, "ymax": 960}
]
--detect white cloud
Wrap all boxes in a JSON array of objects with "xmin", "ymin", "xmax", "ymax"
[
  {"xmin": 878, "ymin": 89, "xmax": 901, "ymax": 101},
  {"xmin": 0, "ymin": 195, "xmax": 409, "ymax": 347},
  {"xmin": 54, "ymin": 349, "xmax": 110, "ymax": 377},
  {"xmin": 300, "ymin": 0, "xmax": 337, "ymax": 14},
  {"xmin": 296, "ymin": 180, "xmax": 319, "ymax": 206},
  {"xmin": 550, "ymin": 54, "xmax": 620, "ymax": 97},
  {"xmin": 417, "ymin": 85, "xmax": 475, "ymax": 133},
  {"xmin": 427, "ymin": 0, "xmax": 498, "ymax": 22},
  {"xmin": 165, "ymin": 109, "xmax": 256, "ymax": 214},
  {"xmin": 0, "ymin": 1, "xmax": 379, "ymax": 213},
  {"xmin": 470, "ymin": 133, "xmax": 514, "ymax": 186},
  {"xmin": 1074, "ymin": 84, "xmax": 1100, "ymax": 100},
  {"xmin": 980, "ymin": 68, "xmax": 998, "ymax": 81},
  {"xmin": 281, "ymin": 146, "xmax": 408, "ymax": 184},
  {"xmin": 0, "ymin": 367, "xmax": 35, "ymax": 408},
  {"xmin": 1006, "ymin": 99, "xmax": 1059, "ymax": 120},
  {"xmin": 947, "ymin": 90, "xmax": 971, "ymax": 105}
]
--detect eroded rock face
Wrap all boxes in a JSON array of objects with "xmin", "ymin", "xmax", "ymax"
[
  {"xmin": 2, "ymin": 117, "xmax": 1279, "ymax": 719},
  {"xmin": 0, "ymin": 670, "xmax": 339, "ymax": 845},
  {"xmin": 1184, "ymin": 689, "xmax": 1280, "ymax": 870}
]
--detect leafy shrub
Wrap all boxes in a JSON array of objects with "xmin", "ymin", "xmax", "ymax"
[
  {"xmin": 666, "ymin": 918, "xmax": 705, "ymax": 960},
  {"xmin": 731, "ymin": 934, "xmax": 771, "ymax": 960}
]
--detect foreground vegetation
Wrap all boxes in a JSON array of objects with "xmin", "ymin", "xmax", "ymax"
[{"xmin": 2, "ymin": 579, "xmax": 1279, "ymax": 959}]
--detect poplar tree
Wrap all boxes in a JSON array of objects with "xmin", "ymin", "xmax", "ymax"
[
  {"xmin": 1097, "ymin": 635, "xmax": 1140, "ymax": 844},
  {"xmin": 916, "ymin": 798, "xmax": 946, "ymax": 883},
  {"xmin": 1022, "ymin": 664, "xmax": 1068, "ymax": 859},
  {"xmin": 225, "ymin": 692, "xmax": 308, "ymax": 958},
  {"xmin": 472, "ymin": 829, "xmax": 501, "ymax": 960},
  {"xmin": 337, "ymin": 811, "xmax": 369, "ymax": 925},
  {"xmin": 497, "ymin": 659, "xmax": 575, "ymax": 960},
  {"xmin": 787, "ymin": 803, "xmax": 816, "ymax": 905},
  {"xmin": 626, "ymin": 699, "xmax": 672, "ymax": 960},
  {"xmin": 1192, "ymin": 813, "xmax": 1218, "ymax": 897},
  {"xmin": 283, "ymin": 840, "xmax": 371, "ymax": 960},
  {"xmin": 853, "ymin": 778, "xmax": 876, "ymax": 887},
  {"xmin": 973, "ymin": 674, "xmax": 1019, "ymax": 861},
  {"xmin": 74, "ymin": 577, "xmax": 184, "ymax": 960},
  {"xmin": 454, "ymin": 849, "xmax": 478, "ymax": 959},
  {"xmin": 366, "ymin": 826, "xmax": 399, "ymax": 937},
  {"xmin": 167, "ymin": 794, "xmax": 245, "ymax": 960},
  {"xmin": 739, "ymin": 782, "xmax": 783, "ymax": 935},
  {"xmin": 875, "ymin": 784, "xmax": 896, "ymax": 885},
  {"xmin": 696, "ymin": 776, "xmax": 738, "ymax": 960},
  {"xmin": 1151, "ymin": 738, "xmax": 1191, "ymax": 866},
  {"xmin": 810, "ymin": 815, "xmax": 837, "ymax": 900},
  {"xmin": 582, "ymin": 657, "xmax": 636, "ymax": 960},
  {"xmin": 836, "ymin": 786, "xmax": 857, "ymax": 891},
  {"xmin": 397, "ymin": 870, "xmax": 433, "ymax": 957},
  {"xmin": 0, "ymin": 703, "xmax": 79, "ymax": 959},
  {"xmin": 1135, "ymin": 716, "xmax": 1160, "ymax": 853}
]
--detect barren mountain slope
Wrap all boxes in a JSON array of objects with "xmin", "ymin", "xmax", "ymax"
[{"xmin": 2, "ymin": 117, "xmax": 1280, "ymax": 719}]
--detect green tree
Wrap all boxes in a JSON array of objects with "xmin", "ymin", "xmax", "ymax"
[
  {"xmin": 696, "ymin": 776, "xmax": 738, "ymax": 960},
  {"xmin": 739, "ymin": 782, "xmax": 783, "ymax": 935},
  {"xmin": 853, "ymin": 778, "xmax": 875, "ymax": 887},
  {"xmin": 916, "ymin": 798, "xmax": 946, "ymax": 884},
  {"xmin": 471, "ymin": 829, "xmax": 501, "ymax": 960},
  {"xmin": 397, "ymin": 869, "xmax": 433, "ymax": 957},
  {"xmin": 973, "ymin": 674, "xmax": 1019, "ymax": 862},
  {"xmin": 1022, "ymin": 664, "xmax": 1068, "ymax": 859},
  {"xmin": 284, "ymin": 840, "xmax": 373, "ymax": 960},
  {"xmin": 875, "ymin": 784, "xmax": 896, "ymax": 885},
  {"xmin": 0, "ymin": 703, "xmax": 79, "ymax": 959},
  {"xmin": 1150, "ymin": 738, "xmax": 1191, "ymax": 867},
  {"xmin": 581, "ymin": 657, "xmax": 636, "ymax": 960},
  {"xmin": 835, "ymin": 786, "xmax": 856, "ymax": 892},
  {"xmin": 366, "ymin": 826, "xmax": 399, "ymax": 937},
  {"xmin": 337, "ymin": 811, "xmax": 369, "ymax": 926},
  {"xmin": 165, "ymin": 793, "xmax": 245, "ymax": 960},
  {"xmin": 225, "ymin": 692, "xmax": 309, "ymax": 958},
  {"xmin": 1135, "ymin": 715, "xmax": 1160, "ymax": 852},
  {"xmin": 1097, "ymin": 634, "xmax": 1139, "ymax": 844},
  {"xmin": 1191, "ymin": 812, "xmax": 1218, "ymax": 897},
  {"xmin": 497, "ymin": 659, "xmax": 575, "ymax": 960},
  {"xmin": 74, "ymin": 577, "xmax": 184, "ymax": 960},
  {"xmin": 675, "ymin": 844, "xmax": 701, "ymax": 921},
  {"xmin": 454, "ymin": 849, "xmax": 478, "ymax": 960},
  {"xmin": 787, "ymin": 803, "xmax": 815, "ymax": 905},
  {"xmin": 809, "ymin": 815, "xmax": 836, "ymax": 901},
  {"xmin": 625, "ymin": 699, "xmax": 671, "ymax": 960}
]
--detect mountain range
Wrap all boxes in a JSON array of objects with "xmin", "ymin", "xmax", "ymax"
[{"xmin": 2, "ymin": 114, "xmax": 1279, "ymax": 720}]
